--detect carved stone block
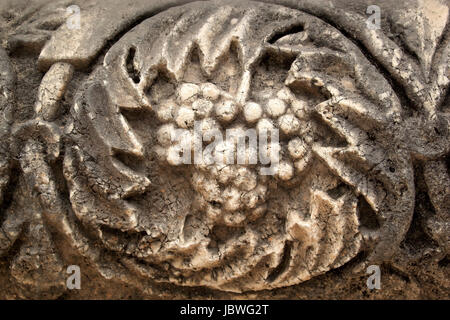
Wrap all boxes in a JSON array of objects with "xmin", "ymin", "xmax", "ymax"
[{"xmin": 0, "ymin": 0, "xmax": 448, "ymax": 299}]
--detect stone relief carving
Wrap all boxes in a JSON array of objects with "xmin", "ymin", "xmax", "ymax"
[{"xmin": 0, "ymin": 0, "xmax": 448, "ymax": 299}]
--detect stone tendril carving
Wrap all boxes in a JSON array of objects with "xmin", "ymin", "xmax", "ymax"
[{"xmin": 0, "ymin": 0, "xmax": 448, "ymax": 298}]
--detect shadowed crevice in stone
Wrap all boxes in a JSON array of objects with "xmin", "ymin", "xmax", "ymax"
[
  {"xmin": 0, "ymin": 165, "xmax": 19, "ymax": 227},
  {"xmin": 126, "ymin": 47, "xmax": 141, "ymax": 84},
  {"xmin": 438, "ymin": 255, "xmax": 449, "ymax": 268},
  {"xmin": 267, "ymin": 23, "xmax": 304, "ymax": 44},
  {"xmin": 266, "ymin": 241, "xmax": 292, "ymax": 283},
  {"xmin": 357, "ymin": 196, "xmax": 380, "ymax": 230}
]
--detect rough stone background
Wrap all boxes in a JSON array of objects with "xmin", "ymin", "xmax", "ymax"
[{"xmin": 0, "ymin": 0, "xmax": 448, "ymax": 299}]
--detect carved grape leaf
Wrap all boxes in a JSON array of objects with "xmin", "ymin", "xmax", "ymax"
[{"xmin": 390, "ymin": 0, "xmax": 448, "ymax": 78}]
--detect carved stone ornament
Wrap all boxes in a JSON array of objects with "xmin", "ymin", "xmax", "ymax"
[{"xmin": 0, "ymin": 0, "xmax": 449, "ymax": 299}]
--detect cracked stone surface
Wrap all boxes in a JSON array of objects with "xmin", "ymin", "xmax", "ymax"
[{"xmin": 0, "ymin": 0, "xmax": 449, "ymax": 299}]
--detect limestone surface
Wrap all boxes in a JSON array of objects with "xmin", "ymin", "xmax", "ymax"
[{"xmin": 0, "ymin": 0, "xmax": 448, "ymax": 299}]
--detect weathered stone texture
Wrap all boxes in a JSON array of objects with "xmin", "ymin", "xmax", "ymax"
[{"xmin": 0, "ymin": 0, "xmax": 448, "ymax": 299}]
